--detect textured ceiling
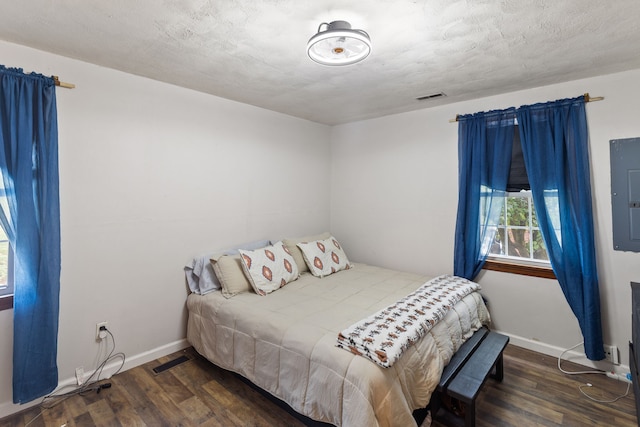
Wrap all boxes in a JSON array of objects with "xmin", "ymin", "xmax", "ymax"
[{"xmin": 2, "ymin": 1, "xmax": 640, "ymax": 125}]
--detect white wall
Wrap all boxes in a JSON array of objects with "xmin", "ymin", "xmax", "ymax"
[
  {"xmin": 330, "ymin": 70, "xmax": 640, "ymax": 372},
  {"xmin": 0, "ymin": 40, "xmax": 331, "ymax": 416}
]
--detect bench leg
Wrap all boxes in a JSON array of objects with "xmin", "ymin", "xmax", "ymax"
[
  {"xmin": 430, "ymin": 391, "xmax": 442, "ymax": 419},
  {"xmin": 491, "ymin": 352, "xmax": 504, "ymax": 382},
  {"xmin": 465, "ymin": 401, "xmax": 475, "ymax": 427}
]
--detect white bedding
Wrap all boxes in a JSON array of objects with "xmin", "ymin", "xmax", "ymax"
[{"xmin": 187, "ymin": 263, "xmax": 490, "ymax": 427}]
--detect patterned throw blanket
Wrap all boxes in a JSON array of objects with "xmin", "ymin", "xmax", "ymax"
[{"xmin": 336, "ymin": 275, "xmax": 480, "ymax": 368}]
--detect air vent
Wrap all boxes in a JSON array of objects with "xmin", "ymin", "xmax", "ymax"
[{"xmin": 416, "ymin": 92, "xmax": 446, "ymax": 101}]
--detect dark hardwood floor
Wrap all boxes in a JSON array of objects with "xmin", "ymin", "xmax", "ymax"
[
  {"xmin": 433, "ymin": 345, "xmax": 637, "ymax": 427},
  {"xmin": 0, "ymin": 345, "xmax": 636, "ymax": 426}
]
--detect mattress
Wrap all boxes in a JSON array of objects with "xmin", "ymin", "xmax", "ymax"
[{"xmin": 186, "ymin": 263, "xmax": 490, "ymax": 427}]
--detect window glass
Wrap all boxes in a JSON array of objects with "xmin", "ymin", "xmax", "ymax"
[
  {"xmin": 507, "ymin": 196, "xmax": 528, "ymax": 227},
  {"xmin": 532, "ymin": 230, "xmax": 549, "ymax": 261},
  {"xmin": 0, "ymin": 175, "xmax": 11, "ymax": 297},
  {"xmin": 488, "ymin": 190, "xmax": 550, "ymax": 264},
  {"xmin": 0, "ymin": 225, "xmax": 8, "ymax": 290}
]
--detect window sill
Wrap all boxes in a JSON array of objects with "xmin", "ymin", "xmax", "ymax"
[
  {"xmin": 482, "ymin": 259, "xmax": 556, "ymax": 279},
  {"xmin": 0, "ymin": 294, "xmax": 13, "ymax": 311}
]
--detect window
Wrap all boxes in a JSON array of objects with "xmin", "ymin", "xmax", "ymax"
[
  {"xmin": 482, "ymin": 127, "xmax": 556, "ymax": 279},
  {"xmin": 490, "ymin": 191, "xmax": 548, "ymax": 262},
  {"xmin": 0, "ymin": 225, "xmax": 11, "ymax": 293},
  {"xmin": 0, "ymin": 175, "xmax": 13, "ymax": 310}
]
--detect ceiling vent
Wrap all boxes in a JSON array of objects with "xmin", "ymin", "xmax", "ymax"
[{"xmin": 416, "ymin": 92, "xmax": 446, "ymax": 101}]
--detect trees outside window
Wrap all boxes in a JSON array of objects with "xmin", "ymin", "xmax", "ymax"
[{"xmin": 489, "ymin": 191, "xmax": 552, "ymax": 264}]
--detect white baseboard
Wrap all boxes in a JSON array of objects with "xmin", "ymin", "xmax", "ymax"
[
  {"xmin": 0, "ymin": 338, "xmax": 190, "ymax": 419},
  {"xmin": 499, "ymin": 330, "xmax": 631, "ymax": 380}
]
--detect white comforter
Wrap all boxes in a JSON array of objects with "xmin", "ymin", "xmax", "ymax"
[{"xmin": 187, "ymin": 263, "xmax": 490, "ymax": 427}]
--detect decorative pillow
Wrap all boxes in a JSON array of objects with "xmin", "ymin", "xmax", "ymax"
[
  {"xmin": 239, "ymin": 241, "xmax": 299, "ymax": 296},
  {"xmin": 283, "ymin": 232, "xmax": 331, "ymax": 274},
  {"xmin": 211, "ymin": 254, "xmax": 253, "ymax": 299},
  {"xmin": 297, "ymin": 236, "xmax": 352, "ymax": 278}
]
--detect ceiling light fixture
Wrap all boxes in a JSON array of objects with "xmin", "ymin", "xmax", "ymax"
[{"xmin": 307, "ymin": 20, "xmax": 371, "ymax": 66}]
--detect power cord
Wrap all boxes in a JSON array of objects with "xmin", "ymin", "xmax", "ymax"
[
  {"xmin": 24, "ymin": 327, "xmax": 126, "ymax": 426},
  {"xmin": 557, "ymin": 341, "xmax": 605, "ymax": 375},
  {"xmin": 558, "ymin": 341, "xmax": 630, "ymax": 403},
  {"xmin": 579, "ymin": 381, "xmax": 630, "ymax": 403}
]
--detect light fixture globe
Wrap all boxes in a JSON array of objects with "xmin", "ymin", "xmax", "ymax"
[{"xmin": 307, "ymin": 20, "xmax": 371, "ymax": 66}]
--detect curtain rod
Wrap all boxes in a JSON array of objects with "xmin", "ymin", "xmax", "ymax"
[
  {"xmin": 52, "ymin": 75, "xmax": 75, "ymax": 89},
  {"xmin": 448, "ymin": 93, "xmax": 603, "ymax": 123}
]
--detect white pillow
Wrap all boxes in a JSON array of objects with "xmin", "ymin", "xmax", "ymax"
[
  {"xmin": 184, "ymin": 238, "xmax": 271, "ymax": 295},
  {"xmin": 239, "ymin": 241, "xmax": 299, "ymax": 296},
  {"xmin": 297, "ymin": 236, "xmax": 352, "ymax": 278}
]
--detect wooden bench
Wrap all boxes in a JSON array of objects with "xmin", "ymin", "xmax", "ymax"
[{"xmin": 430, "ymin": 327, "xmax": 509, "ymax": 427}]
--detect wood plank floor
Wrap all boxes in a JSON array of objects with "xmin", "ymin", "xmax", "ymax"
[{"xmin": 0, "ymin": 345, "xmax": 636, "ymax": 427}]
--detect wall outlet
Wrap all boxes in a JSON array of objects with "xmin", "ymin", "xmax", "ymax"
[
  {"xmin": 604, "ymin": 344, "xmax": 620, "ymax": 365},
  {"xmin": 96, "ymin": 321, "xmax": 108, "ymax": 341}
]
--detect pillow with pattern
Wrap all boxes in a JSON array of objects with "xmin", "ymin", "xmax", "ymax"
[
  {"xmin": 239, "ymin": 241, "xmax": 299, "ymax": 296},
  {"xmin": 297, "ymin": 236, "xmax": 352, "ymax": 278},
  {"xmin": 283, "ymin": 232, "xmax": 331, "ymax": 274}
]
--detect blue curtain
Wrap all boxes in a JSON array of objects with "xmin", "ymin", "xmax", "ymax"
[
  {"xmin": 0, "ymin": 66, "xmax": 61, "ymax": 403},
  {"xmin": 453, "ymin": 109, "xmax": 515, "ymax": 279},
  {"xmin": 517, "ymin": 97, "xmax": 604, "ymax": 360}
]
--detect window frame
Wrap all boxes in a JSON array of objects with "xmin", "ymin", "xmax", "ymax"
[
  {"xmin": 0, "ymin": 294, "xmax": 13, "ymax": 311},
  {"xmin": 0, "ymin": 181, "xmax": 13, "ymax": 310},
  {"xmin": 0, "ymin": 242, "xmax": 13, "ymax": 310},
  {"xmin": 483, "ymin": 257, "xmax": 556, "ymax": 279},
  {"xmin": 482, "ymin": 190, "xmax": 556, "ymax": 279}
]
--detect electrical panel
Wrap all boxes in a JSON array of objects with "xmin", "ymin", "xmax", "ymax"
[{"xmin": 610, "ymin": 137, "xmax": 640, "ymax": 252}]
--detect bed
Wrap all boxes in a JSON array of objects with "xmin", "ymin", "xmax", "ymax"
[{"xmin": 185, "ymin": 235, "xmax": 490, "ymax": 427}]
